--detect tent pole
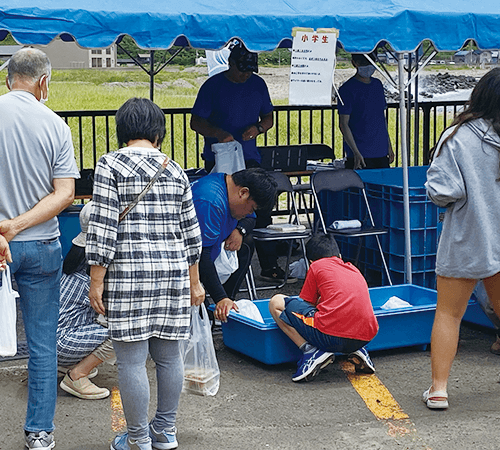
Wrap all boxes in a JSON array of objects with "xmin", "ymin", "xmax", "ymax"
[
  {"xmin": 150, "ymin": 50, "xmax": 155, "ymax": 101},
  {"xmin": 397, "ymin": 52, "xmax": 412, "ymax": 284}
]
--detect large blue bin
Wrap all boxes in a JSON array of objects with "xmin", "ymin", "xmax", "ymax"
[
  {"xmin": 212, "ymin": 285, "xmax": 466, "ymax": 365},
  {"xmin": 58, "ymin": 205, "xmax": 83, "ymax": 258}
]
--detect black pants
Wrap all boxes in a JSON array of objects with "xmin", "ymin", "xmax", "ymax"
[{"xmin": 345, "ymin": 156, "xmax": 390, "ymax": 170}]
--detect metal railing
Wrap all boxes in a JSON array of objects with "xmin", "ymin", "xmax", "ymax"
[
  {"xmin": 57, "ymin": 99, "xmax": 467, "ymax": 171},
  {"xmin": 59, "ymin": 99, "xmax": 467, "ymax": 214}
]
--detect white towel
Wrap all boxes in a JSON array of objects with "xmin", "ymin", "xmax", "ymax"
[
  {"xmin": 380, "ymin": 296, "xmax": 412, "ymax": 310},
  {"xmin": 330, "ymin": 219, "xmax": 362, "ymax": 230}
]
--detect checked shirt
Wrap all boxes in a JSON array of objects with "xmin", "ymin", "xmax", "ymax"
[{"xmin": 86, "ymin": 148, "xmax": 202, "ymax": 342}]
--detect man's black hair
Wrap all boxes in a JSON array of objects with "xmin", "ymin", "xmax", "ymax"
[
  {"xmin": 231, "ymin": 168, "xmax": 278, "ymax": 212},
  {"xmin": 306, "ymin": 233, "xmax": 340, "ymax": 262},
  {"xmin": 116, "ymin": 97, "xmax": 166, "ymax": 148}
]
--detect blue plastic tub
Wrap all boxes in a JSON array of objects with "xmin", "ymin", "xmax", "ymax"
[
  {"xmin": 462, "ymin": 300, "xmax": 497, "ymax": 330},
  {"xmin": 212, "ymin": 300, "xmax": 302, "ymax": 365},
  {"xmin": 214, "ymin": 285, "xmax": 454, "ymax": 365},
  {"xmin": 58, "ymin": 205, "xmax": 83, "ymax": 258}
]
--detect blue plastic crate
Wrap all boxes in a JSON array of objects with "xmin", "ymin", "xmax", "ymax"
[{"xmin": 58, "ymin": 204, "xmax": 83, "ymax": 258}]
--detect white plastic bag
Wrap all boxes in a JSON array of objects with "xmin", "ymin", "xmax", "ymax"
[
  {"xmin": 210, "ymin": 141, "xmax": 245, "ymax": 175},
  {"xmin": 214, "ymin": 243, "xmax": 239, "ymax": 284},
  {"xmin": 234, "ymin": 299, "xmax": 265, "ymax": 323},
  {"xmin": 0, "ymin": 266, "xmax": 19, "ymax": 356},
  {"xmin": 181, "ymin": 304, "xmax": 220, "ymax": 396}
]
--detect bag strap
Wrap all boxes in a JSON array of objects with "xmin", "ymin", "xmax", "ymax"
[{"xmin": 118, "ymin": 156, "xmax": 169, "ymax": 223}]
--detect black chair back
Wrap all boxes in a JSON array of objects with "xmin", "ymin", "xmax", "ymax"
[{"xmin": 311, "ymin": 169, "xmax": 364, "ymax": 193}]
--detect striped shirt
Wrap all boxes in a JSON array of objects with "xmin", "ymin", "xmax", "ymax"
[
  {"xmin": 86, "ymin": 148, "xmax": 202, "ymax": 342},
  {"xmin": 57, "ymin": 270, "xmax": 109, "ymax": 366}
]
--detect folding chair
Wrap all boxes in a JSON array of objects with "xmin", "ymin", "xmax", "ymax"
[
  {"xmin": 311, "ymin": 169, "xmax": 392, "ymax": 285},
  {"xmin": 291, "ymin": 144, "xmax": 335, "ymax": 227},
  {"xmin": 251, "ymin": 171, "xmax": 312, "ymax": 290}
]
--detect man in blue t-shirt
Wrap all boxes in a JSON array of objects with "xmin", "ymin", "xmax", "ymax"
[
  {"xmin": 191, "ymin": 168, "xmax": 277, "ymax": 322},
  {"xmin": 338, "ymin": 53, "xmax": 395, "ymax": 170},
  {"xmin": 191, "ymin": 43, "xmax": 291, "ymax": 283}
]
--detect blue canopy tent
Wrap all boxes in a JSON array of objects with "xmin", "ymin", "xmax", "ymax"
[{"xmin": 1, "ymin": 0, "xmax": 500, "ymax": 282}]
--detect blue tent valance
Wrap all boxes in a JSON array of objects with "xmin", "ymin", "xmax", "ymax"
[{"xmin": 1, "ymin": 0, "xmax": 500, "ymax": 52}]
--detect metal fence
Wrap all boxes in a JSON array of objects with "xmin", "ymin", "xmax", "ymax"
[
  {"xmin": 60, "ymin": 99, "xmax": 467, "ymax": 215},
  {"xmin": 58, "ymin": 99, "xmax": 467, "ymax": 171}
]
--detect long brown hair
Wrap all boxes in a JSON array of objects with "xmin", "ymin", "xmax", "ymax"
[{"xmin": 431, "ymin": 68, "xmax": 500, "ymax": 160}]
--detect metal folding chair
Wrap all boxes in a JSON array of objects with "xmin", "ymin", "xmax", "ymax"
[
  {"xmin": 251, "ymin": 171, "xmax": 312, "ymax": 291},
  {"xmin": 311, "ymin": 169, "xmax": 392, "ymax": 285}
]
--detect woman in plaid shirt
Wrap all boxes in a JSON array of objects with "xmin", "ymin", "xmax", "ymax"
[{"xmin": 86, "ymin": 98, "xmax": 204, "ymax": 450}]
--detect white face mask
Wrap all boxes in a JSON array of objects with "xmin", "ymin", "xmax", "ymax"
[
  {"xmin": 358, "ymin": 65, "xmax": 376, "ymax": 78},
  {"xmin": 39, "ymin": 75, "xmax": 49, "ymax": 104}
]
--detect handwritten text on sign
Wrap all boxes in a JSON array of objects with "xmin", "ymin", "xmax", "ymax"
[{"xmin": 289, "ymin": 31, "xmax": 337, "ymax": 106}]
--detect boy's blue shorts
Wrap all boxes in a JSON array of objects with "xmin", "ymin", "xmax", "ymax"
[{"xmin": 279, "ymin": 296, "xmax": 368, "ymax": 354}]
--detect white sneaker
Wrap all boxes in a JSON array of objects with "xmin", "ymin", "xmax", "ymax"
[
  {"xmin": 60, "ymin": 373, "xmax": 109, "ymax": 399},
  {"xmin": 25, "ymin": 431, "xmax": 55, "ymax": 449}
]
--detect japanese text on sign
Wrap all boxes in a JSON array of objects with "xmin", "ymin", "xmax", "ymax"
[{"xmin": 289, "ymin": 29, "xmax": 338, "ymax": 106}]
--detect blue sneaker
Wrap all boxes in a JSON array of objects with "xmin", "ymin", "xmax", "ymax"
[
  {"xmin": 291, "ymin": 349, "xmax": 335, "ymax": 382},
  {"xmin": 149, "ymin": 424, "xmax": 178, "ymax": 450},
  {"xmin": 110, "ymin": 433, "xmax": 152, "ymax": 450},
  {"xmin": 347, "ymin": 347, "xmax": 375, "ymax": 374}
]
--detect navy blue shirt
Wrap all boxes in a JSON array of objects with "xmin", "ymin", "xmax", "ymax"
[
  {"xmin": 337, "ymin": 77, "xmax": 389, "ymax": 159},
  {"xmin": 192, "ymin": 71, "xmax": 273, "ymax": 163}
]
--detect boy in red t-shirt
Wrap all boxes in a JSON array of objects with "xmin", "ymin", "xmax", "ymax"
[{"xmin": 269, "ymin": 234, "xmax": 378, "ymax": 382}]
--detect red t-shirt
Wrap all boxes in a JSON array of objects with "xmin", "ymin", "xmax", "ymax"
[{"xmin": 299, "ymin": 256, "xmax": 378, "ymax": 341}]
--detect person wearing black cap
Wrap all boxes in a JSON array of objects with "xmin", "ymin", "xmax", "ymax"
[{"xmin": 191, "ymin": 42, "xmax": 291, "ymax": 283}]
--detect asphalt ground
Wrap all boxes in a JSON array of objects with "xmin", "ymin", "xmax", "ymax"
[{"xmin": 1, "ymin": 253, "xmax": 500, "ymax": 450}]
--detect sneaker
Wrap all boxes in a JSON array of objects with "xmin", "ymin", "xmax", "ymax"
[
  {"xmin": 347, "ymin": 347, "xmax": 375, "ymax": 374},
  {"xmin": 260, "ymin": 266, "xmax": 297, "ymax": 284},
  {"xmin": 149, "ymin": 424, "xmax": 178, "ymax": 449},
  {"xmin": 24, "ymin": 431, "xmax": 55, "ymax": 449},
  {"xmin": 291, "ymin": 349, "xmax": 335, "ymax": 382},
  {"xmin": 58, "ymin": 366, "xmax": 98, "ymax": 379},
  {"xmin": 60, "ymin": 373, "xmax": 110, "ymax": 399},
  {"xmin": 110, "ymin": 433, "xmax": 152, "ymax": 450}
]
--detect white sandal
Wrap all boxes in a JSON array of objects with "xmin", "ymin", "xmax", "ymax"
[{"xmin": 422, "ymin": 387, "xmax": 449, "ymax": 409}]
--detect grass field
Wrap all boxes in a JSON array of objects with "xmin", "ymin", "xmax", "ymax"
[{"xmin": 0, "ymin": 67, "xmax": 458, "ymax": 169}]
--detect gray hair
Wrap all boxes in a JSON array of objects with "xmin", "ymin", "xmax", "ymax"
[{"xmin": 8, "ymin": 48, "xmax": 51, "ymax": 86}]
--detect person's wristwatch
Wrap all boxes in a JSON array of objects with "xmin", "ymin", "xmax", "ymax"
[
  {"xmin": 236, "ymin": 225, "xmax": 247, "ymax": 237},
  {"xmin": 256, "ymin": 123, "xmax": 264, "ymax": 134}
]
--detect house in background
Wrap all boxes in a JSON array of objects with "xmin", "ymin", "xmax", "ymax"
[
  {"xmin": 0, "ymin": 38, "xmax": 117, "ymax": 69},
  {"xmin": 34, "ymin": 38, "xmax": 117, "ymax": 68}
]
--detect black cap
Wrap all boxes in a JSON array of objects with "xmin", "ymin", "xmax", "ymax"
[{"xmin": 229, "ymin": 44, "xmax": 258, "ymax": 73}]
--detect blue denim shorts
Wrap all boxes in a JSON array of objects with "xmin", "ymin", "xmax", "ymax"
[{"xmin": 279, "ymin": 296, "xmax": 368, "ymax": 354}]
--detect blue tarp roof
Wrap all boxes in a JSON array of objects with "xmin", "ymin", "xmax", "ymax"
[{"xmin": 1, "ymin": 0, "xmax": 500, "ymax": 52}]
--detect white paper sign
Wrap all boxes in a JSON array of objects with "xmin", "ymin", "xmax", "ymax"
[{"xmin": 289, "ymin": 30, "xmax": 338, "ymax": 106}]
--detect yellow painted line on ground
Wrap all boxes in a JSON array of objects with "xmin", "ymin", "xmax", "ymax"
[
  {"xmin": 340, "ymin": 360, "xmax": 408, "ymax": 420},
  {"xmin": 110, "ymin": 386, "xmax": 126, "ymax": 432},
  {"xmin": 340, "ymin": 360, "xmax": 432, "ymax": 448}
]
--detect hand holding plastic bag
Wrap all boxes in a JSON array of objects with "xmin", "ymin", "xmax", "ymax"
[
  {"xmin": 181, "ymin": 304, "xmax": 220, "ymax": 396},
  {"xmin": 214, "ymin": 242, "xmax": 239, "ymax": 284},
  {"xmin": 0, "ymin": 266, "xmax": 19, "ymax": 356}
]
